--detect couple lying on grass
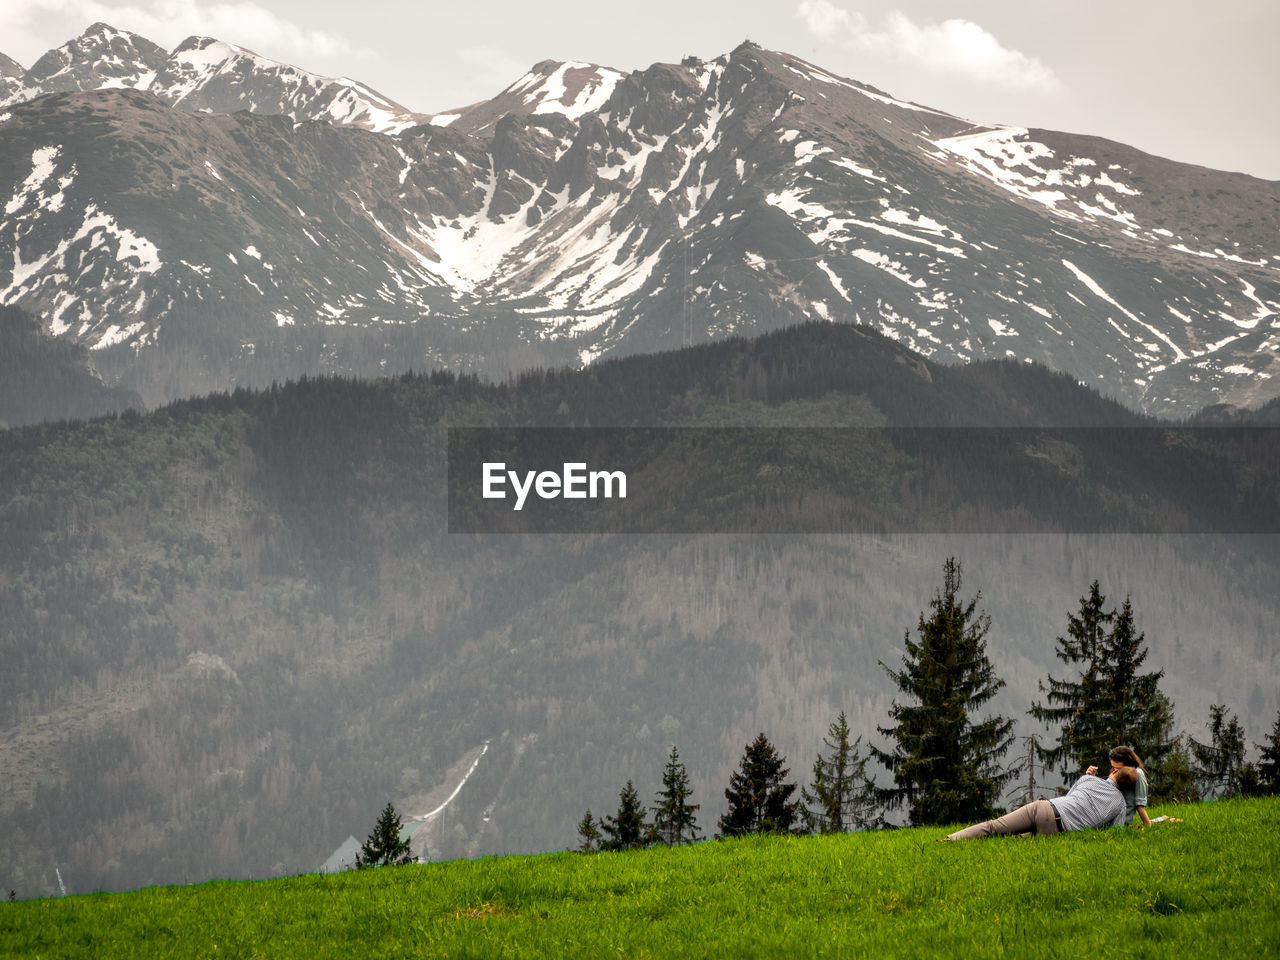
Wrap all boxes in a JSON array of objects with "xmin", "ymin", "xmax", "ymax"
[{"xmin": 943, "ymin": 746, "xmax": 1150, "ymax": 841}]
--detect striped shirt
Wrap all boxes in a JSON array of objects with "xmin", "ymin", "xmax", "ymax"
[{"xmin": 1050, "ymin": 775, "xmax": 1127, "ymax": 832}]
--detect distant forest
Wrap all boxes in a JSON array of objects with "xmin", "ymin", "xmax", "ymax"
[{"xmin": 2, "ymin": 322, "xmax": 1277, "ymax": 897}]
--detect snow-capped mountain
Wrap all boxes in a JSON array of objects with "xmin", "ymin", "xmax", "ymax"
[
  {"xmin": 0, "ymin": 23, "xmax": 167, "ymax": 104},
  {"xmin": 0, "ymin": 22, "xmax": 425, "ymax": 132},
  {"xmin": 1, "ymin": 29, "xmax": 1278, "ymax": 419}
]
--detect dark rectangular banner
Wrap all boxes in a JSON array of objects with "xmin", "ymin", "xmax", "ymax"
[{"xmin": 447, "ymin": 427, "xmax": 1280, "ymax": 534}]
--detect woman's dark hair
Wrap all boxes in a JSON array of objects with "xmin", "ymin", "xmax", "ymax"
[{"xmin": 1110, "ymin": 745, "xmax": 1145, "ymax": 770}]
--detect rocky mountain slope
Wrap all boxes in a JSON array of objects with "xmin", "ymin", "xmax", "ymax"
[
  {"xmin": 0, "ymin": 22, "xmax": 423, "ymax": 131},
  {"xmin": 1, "ymin": 27, "xmax": 1278, "ymax": 420}
]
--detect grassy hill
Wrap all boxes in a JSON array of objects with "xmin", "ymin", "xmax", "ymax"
[{"xmin": 2, "ymin": 797, "xmax": 1277, "ymax": 959}]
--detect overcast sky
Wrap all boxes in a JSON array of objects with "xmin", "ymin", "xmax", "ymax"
[{"xmin": 4, "ymin": 0, "xmax": 1277, "ymax": 179}]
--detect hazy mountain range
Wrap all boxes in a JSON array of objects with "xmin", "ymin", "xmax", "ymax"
[{"xmin": 2, "ymin": 23, "xmax": 1278, "ymax": 426}]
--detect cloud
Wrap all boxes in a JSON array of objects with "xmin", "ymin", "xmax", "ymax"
[
  {"xmin": 456, "ymin": 45, "xmax": 534, "ymax": 94},
  {"xmin": 1, "ymin": 0, "xmax": 367, "ymax": 66},
  {"xmin": 797, "ymin": 2, "xmax": 1061, "ymax": 92},
  {"xmin": 797, "ymin": 0, "xmax": 862, "ymax": 37}
]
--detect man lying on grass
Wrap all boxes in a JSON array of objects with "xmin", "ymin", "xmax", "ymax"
[{"xmin": 941, "ymin": 766, "xmax": 1138, "ymax": 840}]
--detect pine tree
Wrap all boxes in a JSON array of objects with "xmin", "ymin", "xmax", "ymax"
[
  {"xmin": 1256, "ymin": 711, "xmax": 1280, "ymax": 796},
  {"xmin": 1029, "ymin": 580, "xmax": 1113, "ymax": 780},
  {"xmin": 576, "ymin": 810, "xmax": 602, "ymax": 853},
  {"xmin": 801, "ymin": 712, "xmax": 881, "ymax": 833},
  {"xmin": 1189, "ymin": 704, "xmax": 1247, "ymax": 798},
  {"xmin": 718, "ymin": 733, "xmax": 799, "ymax": 836},
  {"xmin": 651, "ymin": 746, "xmax": 701, "ymax": 845},
  {"xmin": 356, "ymin": 801, "xmax": 415, "ymax": 868},
  {"xmin": 600, "ymin": 781, "xmax": 648, "ymax": 851},
  {"xmin": 1095, "ymin": 596, "xmax": 1174, "ymax": 772},
  {"xmin": 872, "ymin": 557, "xmax": 1016, "ymax": 827}
]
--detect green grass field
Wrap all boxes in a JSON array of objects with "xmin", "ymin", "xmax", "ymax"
[{"xmin": 3, "ymin": 798, "xmax": 1277, "ymax": 959}]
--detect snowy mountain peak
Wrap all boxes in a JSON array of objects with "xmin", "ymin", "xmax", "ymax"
[
  {"xmin": 435, "ymin": 59, "xmax": 627, "ymax": 136},
  {"xmin": 1, "ymin": 22, "xmax": 166, "ymax": 104},
  {"xmin": 152, "ymin": 36, "xmax": 256, "ymax": 106},
  {"xmin": 1, "ymin": 25, "xmax": 424, "ymax": 132},
  {"xmin": 504, "ymin": 60, "xmax": 626, "ymax": 120}
]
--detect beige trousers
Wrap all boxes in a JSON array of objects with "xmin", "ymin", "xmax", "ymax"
[{"xmin": 945, "ymin": 799, "xmax": 1061, "ymax": 840}]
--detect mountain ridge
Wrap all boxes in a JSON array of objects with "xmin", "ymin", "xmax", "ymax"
[
  {"xmin": 0, "ymin": 22, "xmax": 425, "ymax": 132},
  {"xmin": 1, "ymin": 27, "xmax": 1277, "ymax": 426}
]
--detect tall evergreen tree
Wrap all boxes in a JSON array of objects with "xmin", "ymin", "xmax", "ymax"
[
  {"xmin": 1256, "ymin": 711, "xmax": 1280, "ymax": 796},
  {"xmin": 801, "ymin": 712, "xmax": 882, "ymax": 833},
  {"xmin": 651, "ymin": 746, "xmax": 701, "ymax": 845},
  {"xmin": 1029, "ymin": 580, "xmax": 1113, "ymax": 780},
  {"xmin": 1189, "ymin": 704, "xmax": 1247, "ymax": 798},
  {"xmin": 872, "ymin": 557, "xmax": 1016, "ymax": 827},
  {"xmin": 356, "ymin": 801, "xmax": 415, "ymax": 868},
  {"xmin": 718, "ymin": 733, "xmax": 799, "ymax": 837},
  {"xmin": 1033, "ymin": 585, "xmax": 1180, "ymax": 792},
  {"xmin": 1095, "ymin": 596, "xmax": 1174, "ymax": 772},
  {"xmin": 601, "ymin": 781, "xmax": 648, "ymax": 851}
]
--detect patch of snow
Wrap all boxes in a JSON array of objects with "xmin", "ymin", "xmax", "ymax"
[
  {"xmin": 530, "ymin": 63, "xmax": 625, "ymax": 120},
  {"xmin": 879, "ymin": 206, "xmax": 960, "ymax": 240},
  {"xmin": 816, "ymin": 260, "xmax": 851, "ymax": 301},
  {"xmin": 1222, "ymin": 364, "xmax": 1269, "ymax": 379},
  {"xmin": 850, "ymin": 248, "xmax": 925, "ymax": 288},
  {"xmin": 416, "ymin": 742, "xmax": 491, "ymax": 824},
  {"xmin": 830, "ymin": 158, "xmax": 886, "ymax": 182},
  {"xmin": 94, "ymin": 321, "xmax": 146, "ymax": 348},
  {"xmin": 1239, "ymin": 278, "xmax": 1277, "ymax": 323},
  {"xmin": 1062, "ymin": 259, "xmax": 1186, "ymax": 362},
  {"xmin": 793, "ymin": 140, "xmax": 833, "ymax": 165},
  {"xmin": 6, "ymin": 146, "xmax": 61, "ymax": 216}
]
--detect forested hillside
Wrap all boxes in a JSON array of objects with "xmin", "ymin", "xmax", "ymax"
[
  {"xmin": 0, "ymin": 305, "xmax": 141, "ymax": 428},
  {"xmin": 2, "ymin": 323, "xmax": 1277, "ymax": 895}
]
